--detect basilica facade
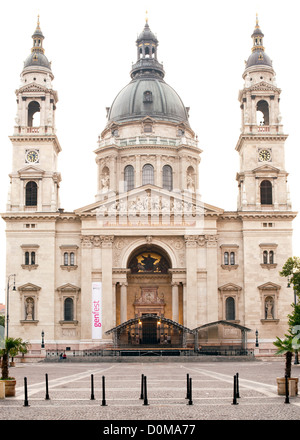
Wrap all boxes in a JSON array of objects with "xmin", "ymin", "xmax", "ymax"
[{"xmin": 3, "ymin": 16, "xmax": 296, "ymax": 356}]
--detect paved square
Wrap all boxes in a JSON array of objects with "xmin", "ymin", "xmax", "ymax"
[{"xmin": 1, "ymin": 359, "xmax": 300, "ymax": 422}]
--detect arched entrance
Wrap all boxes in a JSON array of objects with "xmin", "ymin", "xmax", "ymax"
[{"xmin": 115, "ymin": 244, "xmax": 183, "ymax": 331}]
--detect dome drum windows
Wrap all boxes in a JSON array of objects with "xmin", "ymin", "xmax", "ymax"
[
  {"xmin": 124, "ymin": 165, "xmax": 135, "ymax": 191},
  {"xmin": 142, "ymin": 163, "xmax": 154, "ymax": 185},
  {"xmin": 142, "ymin": 118, "xmax": 154, "ymax": 133},
  {"xmin": 162, "ymin": 165, "xmax": 173, "ymax": 191}
]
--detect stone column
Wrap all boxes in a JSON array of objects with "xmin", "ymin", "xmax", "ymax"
[
  {"xmin": 80, "ymin": 236, "xmax": 93, "ymax": 341},
  {"xmin": 273, "ymin": 177, "xmax": 278, "ymax": 209},
  {"xmin": 120, "ymin": 282, "xmax": 128, "ymax": 324},
  {"xmin": 136, "ymin": 155, "xmax": 141, "ymax": 187},
  {"xmin": 112, "ymin": 282, "xmax": 117, "ymax": 328},
  {"xmin": 171, "ymin": 282, "xmax": 179, "ymax": 323},
  {"xmin": 184, "ymin": 235, "xmax": 198, "ymax": 329},
  {"xmin": 101, "ymin": 236, "xmax": 114, "ymax": 335},
  {"xmin": 206, "ymin": 234, "xmax": 218, "ymax": 323}
]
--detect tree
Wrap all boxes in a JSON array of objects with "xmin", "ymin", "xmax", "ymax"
[
  {"xmin": 0, "ymin": 337, "xmax": 26, "ymax": 380},
  {"xmin": 274, "ymin": 257, "xmax": 300, "ymax": 377},
  {"xmin": 274, "ymin": 335, "xmax": 295, "ymax": 378},
  {"xmin": 280, "ymin": 256, "xmax": 300, "ymax": 294}
]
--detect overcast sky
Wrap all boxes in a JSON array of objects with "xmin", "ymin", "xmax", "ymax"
[{"xmin": 0, "ymin": 0, "xmax": 300, "ymax": 303}]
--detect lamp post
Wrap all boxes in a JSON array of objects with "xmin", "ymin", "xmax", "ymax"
[
  {"xmin": 41, "ymin": 330, "xmax": 45, "ymax": 349},
  {"xmin": 287, "ymin": 277, "xmax": 299, "ymax": 365},
  {"xmin": 6, "ymin": 274, "xmax": 16, "ymax": 339},
  {"xmin": 255, "ymin": 330, "xmax": 259, "ymax": 347}
]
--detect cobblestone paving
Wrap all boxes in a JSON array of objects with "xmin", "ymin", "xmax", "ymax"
[{"xmin": 1, "ymin": 359, "xmax": 300, "ymax": 422}]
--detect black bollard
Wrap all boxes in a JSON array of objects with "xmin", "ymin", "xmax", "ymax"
[
  {"xmin": 186, "ymin": 373, "xmax": 190, "ymax": 399},
  {"xmin": 236, "ymin": 372, "xmax": 240, "ymax": 398},
  {"xmin": 140, "ymin": 374, "xmax": 144, "ymax": 400},
  {"xmin": 23, "ymin": 377, "xmax": 29, "ymax": 407},
  {"xmin": 187, "ymin": 378, "xmax": 193, "ymax": 405},
  {"xmin": 143, "ymin": 375, "xmax": 149, "ymax": 406},
  {"xmin": 45, "ymin": 373, "xmax": 50, "ymax": 400},
  {"xmin": 91, "ymin": 374, "xmax": 95, "ymax": 400},
  {"xmin": 101, "ymin": 375, "xmax": 107, "ymax": 406},
  {"xmin": 285, "ymin": 375, "xmax": 290, "ymax": 404},
  {"xmin": 232, "ymin": 375, "xmax": 238, "ymax": 405}
]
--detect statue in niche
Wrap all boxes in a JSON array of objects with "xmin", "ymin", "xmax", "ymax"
[
  {"xmin": 25, "ymin": 297, "xmax": 34, "ymax": 320},
  {"xmin": 101, "ymin": 172, "xmax": 110, "ymax": 190},
  {"xmin": 265, "ymin": 297, "xmax": 274, "ymax": 319},
  {"xmin": 187, "ymin": 172, "xmax": 195, "ymax": 191}
]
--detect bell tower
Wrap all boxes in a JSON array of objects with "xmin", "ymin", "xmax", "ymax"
[
  {"xmin": 8, "ymin": 17, "xmax": 61, "ymax": 212},
  {"xmin": 236, "ymin": 15, "xmax": 291, "ymax": 211}
]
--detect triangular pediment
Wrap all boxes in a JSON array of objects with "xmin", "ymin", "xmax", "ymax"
[
  {"xmin": 253, "ymin": 164, "xmax": 280, "ymax": 174},
  {"xmin": 75, "ymin": 185, "xmax": 223, "ymax": 217},
  {"xmin": 18, "ymin": 165, "xmax": 45, "ymax": 176},
  {"xmin": 218, "ymin": 283, "xmax": 242, "ymax": 291},
  {"xmin": 258, "ymin": 282, "xmax": 281, "ymax": 291},
  {"xmin": 18, "ymin": 83, "xmax": 48, "ymax": 94},
  {"xmin": 56, "ymin": 283, "xmax": 81, "ymax": 292},
  {"xmin": 247, "ymin": 81, "xmax": 280, "ymax": 93},
  {"xmin": 18, "ymin": 282, "xmax": 41, "ymax": 292}
]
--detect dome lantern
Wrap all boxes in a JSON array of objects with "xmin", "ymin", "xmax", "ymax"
[
  {"xmin": 23, "ymin": 16, "xmax": 52, "ymax": 72},
  {"xmin": 244, "ymin": 15, "xmax": 273, "ymax": 70}
]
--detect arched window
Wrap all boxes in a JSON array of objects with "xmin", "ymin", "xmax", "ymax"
[
  {"xmin": 256, "ymin": 100, "xmax": 269, "ymax": 126},
  {"xmin": 263, "ymin": 250, "xmax": 268, "ymax": 264},
  {"xmin": 226, "ymin": 297, "xmax": 235, "ymax": 320},
  {"xmin": 230, "ymin": 252, "xmax": 235, "ymax": 265},
  {"xmin": 269, "ymin": 250, "xmax": 274, "ymax": 264},
  {"xmin": 31, "ymin": 252, "xmax": 36, "ymax": 265},
  {"xmin": 25, "ymin": 252, "xmax": 30, "ymax": 266},
  {"xmin": 70, "ymin": 252, "xmax": 75, "ymax": 266},
  {"xmin": 163, "ymin": 165, "xmax": 173, "ymax": 191},
  {"xmin": 224, "ymin": 252, "xmax": 229, "ymax": 265},
  {"xmin": 64, "ymin": 252, "xmax": 69, "ymax": 266},
  {"xmin": 124, "ymin": 165, "xmax": 134, "ymax": 191},
  {"xmin": 142, "ymin": 164, "xmax": 154, "ymax": 185},
  {"xmin": 64, "ymin": 298, "xmax": 74, "ymax": 321},
  {"xmin": 25, "ymin": 181, "xmax": 37, "ymax": 206},
  {"xmin": 28, "ymin": 101, "xmax": 40, "ymax": 127},
  {"xmin": 260, "ymin": 180, "xmax": 272, "ymax": 205}
]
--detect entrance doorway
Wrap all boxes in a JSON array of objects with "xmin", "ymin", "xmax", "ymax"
[{"xmin": 142, "ymin": 319, "xmax": 158, "ymax": 344}]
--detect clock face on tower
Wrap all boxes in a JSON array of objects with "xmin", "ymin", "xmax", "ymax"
[
  {"xmin": 25, "ymin": 150, "xmax": 39, "ymax": 164},
  {"xmin": 258, "ymin": 149, "xmax": 271, "ymax": 162}
]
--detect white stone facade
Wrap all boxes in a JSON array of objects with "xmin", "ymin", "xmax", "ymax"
[{"xmin": 3, "ymin": 18, "xmax": 296, "ymax": 356}]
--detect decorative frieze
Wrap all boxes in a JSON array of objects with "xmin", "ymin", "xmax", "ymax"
[{"xmin": 80, "ymin": 235, "xmax": 114, "ymax": 248}]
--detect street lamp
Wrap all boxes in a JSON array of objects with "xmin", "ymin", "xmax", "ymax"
[
  {"xmin": 287, "ymin": 277, "xmax": 299, "ymax": 365},
  {"xmin": 6, "ymin": 274, "xmax": 16, "ymax": 339},
  {"xmin": 255, "ymin": 330, "xmax": 259, "ymax": 347},
  {"xmin": 41, "ymin": 330, "xmax": 45, "ymax": 349}
]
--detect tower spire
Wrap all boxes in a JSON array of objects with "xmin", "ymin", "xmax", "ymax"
[
  {"xmin": 251, "ymin": 14, "xmax": 264, "ymax": 53},
  {"xmin": 31, "ymin": 15, "xmax": 45, "ymax": 54}
]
